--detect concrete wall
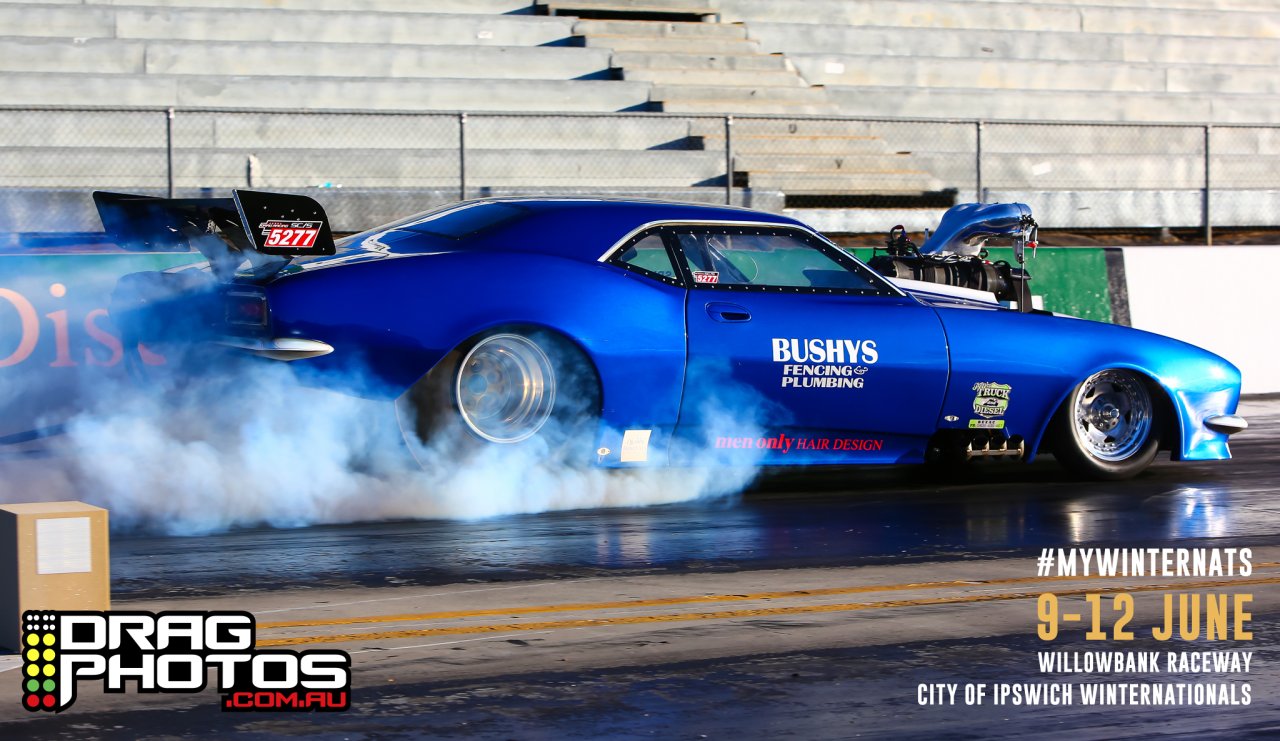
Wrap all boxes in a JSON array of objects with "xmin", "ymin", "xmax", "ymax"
[{"xmin": 1122, "ymin": 246, "xmax": 1280, "ymax": 395}]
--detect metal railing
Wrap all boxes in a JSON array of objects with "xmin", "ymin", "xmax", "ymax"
[{"xmin": 2, "ymin": 106, "xmax": 1278, "ymax": 241}]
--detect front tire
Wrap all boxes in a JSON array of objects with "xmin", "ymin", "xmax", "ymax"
[{"xmin": 1051, "ymin": 369, "xmax": 1159, "ymax": 480}]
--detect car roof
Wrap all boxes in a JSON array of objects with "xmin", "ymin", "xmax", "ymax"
[{"xmin": 340, "ymin": 197, "xmax": 810, "ymax": 262}]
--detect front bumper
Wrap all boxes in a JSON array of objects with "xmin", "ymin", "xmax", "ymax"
[{"xmin": 1205, "ymin": 414, "xmax": 1248, "ymax": 435}]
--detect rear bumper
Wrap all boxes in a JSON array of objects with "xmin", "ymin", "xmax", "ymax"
[{"xmin": 217, "ymin": 337, "xmax": 334, "ymax": 361}]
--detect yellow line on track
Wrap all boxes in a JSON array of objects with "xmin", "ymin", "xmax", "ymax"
[
  {"xmin": 256, "ymin": 575, "xmax": 1280, "ymax": 648},
  {"xmin": 256, "ymin": 574, "xmax": 1104, "ymax": 630},
  {"xmin": 259, "ymin": 564, "xmax": 1280, "ymax": 631}
]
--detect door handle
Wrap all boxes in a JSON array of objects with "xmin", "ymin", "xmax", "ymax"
[{"xmin": 706, "ymin": 302, "xmax": 751, "ymax": 323}]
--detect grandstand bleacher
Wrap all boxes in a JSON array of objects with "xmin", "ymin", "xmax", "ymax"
[{"xmin": 1, "ymin": 0, "xmax": 1278, "ymax": 236}]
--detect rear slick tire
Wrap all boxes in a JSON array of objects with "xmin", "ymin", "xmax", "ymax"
[{"xmin": 397, "ymin": 328, "xmax": 601, "ymax": 466}]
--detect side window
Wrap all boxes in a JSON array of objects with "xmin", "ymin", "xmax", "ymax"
[
  {"xmin": 674, "ymin": 227, "xmax": 889, "ymax": 293},
  {"xmin": 609, "ymin": 233, "xmax": 679, "ymax": 284}
]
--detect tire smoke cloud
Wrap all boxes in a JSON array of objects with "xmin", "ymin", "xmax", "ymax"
[{"xmin": 3, "ymin": 350, "xmax": 766, "ymax": 536}]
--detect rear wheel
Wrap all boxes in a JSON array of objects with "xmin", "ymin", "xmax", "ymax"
[
  {"xmin": 397, "ymin": 329, "xmax": 600, "ymax": 463},
  {"xmin": 455, "ymin": 333, "xmax": 557, "ymax": 443},
  {"xmin": 1051, "ymin": 369, "xmax": 1159, "ymax": 480}
]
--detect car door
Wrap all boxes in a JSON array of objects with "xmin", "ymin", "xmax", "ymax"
[{"xmin": 668, "ymin": 223, "xmax": 950, "ymax": 465}]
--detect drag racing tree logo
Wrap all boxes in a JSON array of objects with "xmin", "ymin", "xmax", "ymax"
[{"xmin": 20, "ymin": 610, "xmax": 350, "ymax": 713}]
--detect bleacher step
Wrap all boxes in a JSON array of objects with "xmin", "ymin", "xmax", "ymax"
[
  {"xmin": 0, "ymin": 148, "xmax": 728, "ymax": 189},
  {"xmin": 651, "ymin": 83, "xmax": 828, "ymax": 103},
  {"xmin": 585, "ymin": 35, "xmax": 759, "ymax": 53},
  {"xmin": 623, "ymin": 68, "xmax": 803, "ymax": 87},
  {"xmin": 699, "ymin": 133, "xmax": 894, "ymax": 156},
  {"xmin": 611, "ymin": 51, "xmax": 788, "ymax": 71},
  {"xmin": 0, "ymin": 72, "xmax": 654, "ymax": 113},
  {"xmin": 745, "ymin": 23, "xmax": 1280, "ymax": 67},
  {"xmin": 574, "ymin": 18, "xmax": 747, "ymax": 39},
  {"xmin": 790, "ymin": 54, "xmax": 1280, "ymax": 96},
  {"xmin": 746, "ymin": 171, "xmax": 941, "ymax": 195},
  {"xmin": 539, "ymin": 0, "xmax": 716, "ymax": 22},
  {"xmin": 0, "ymin": 37, "xmax": 615, "ymax": 81},
  {"xmin": 0, "ymin": 110, "xmax": 704, "ymax": 152},
  {"xmin": 824, "ymin": 84, "xmax": 1280, "ymax": 124},
  {"xmin": 0, "ymin": 5, "xmax": 578, "ymax": 46},
  {"xmin": 0, "ymin": 0, "xmax": 538, "ymax": 13},
  {"xmin": 719, "ymin": 0, "xmax": 1280, "ymax": 39}
]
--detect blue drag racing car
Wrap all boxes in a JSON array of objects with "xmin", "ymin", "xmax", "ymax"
[{"xmin": 98, "ymin": 191, "xmax": 1246, "ymax": 480}]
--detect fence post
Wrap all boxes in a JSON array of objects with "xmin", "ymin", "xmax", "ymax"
[
  {"xmin": 724, "ymin": 115, "xmax": 734, "ymax": 206},
  {"xmin": 975, "ymin": 119, "xmax": 984, "ymax": 204},
  {"xmin": 458, "ymin": 112, "xmax": 468, "ymax": 202},
  {"xmin": 165, "ymin": 108, "xmax": 175, "ymax": 198},
  {"xmin": 1203, "ymin": 124, "xmax": 1212, "ymax": 246}
]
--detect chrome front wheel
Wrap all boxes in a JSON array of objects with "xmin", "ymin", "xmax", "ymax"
[
  {"xmin": 1054, "ymin": 369, "xmax": 1160, "ymax": 480},
  {"xmin": 1071, "ymin": 370, "xmax": 1153, "ymax": 462}
]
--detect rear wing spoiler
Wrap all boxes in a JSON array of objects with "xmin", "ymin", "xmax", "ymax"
[{"xmin": 94, "ymin": 190, "xmax": 336, "ymax": 280}]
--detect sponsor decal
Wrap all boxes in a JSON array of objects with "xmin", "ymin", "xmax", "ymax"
[
  {"xmin": 714, "ymin": 434, "xmax": 883, "ymax": 454},
  {"xmin": 0, "ymin": 282, "xmax": 165, "ymax": 370},
  {"xmin": 20, "ymin": 610, "xmax": 351, "ymax": 714},
  {"xmin": 258, "ymin": 221, "xmax": 322, "ymax": 249},
  {"xmin": 620, "ymin": 429, "xmax": 651, "ymax": 463},
  {"xmin": 692, "ymin": 270, "xmax": 719, "ymax": 284},
  {"xmin": 972, "ymin": 381, "xmax": 1012, "ymax": 418},
  {"xmin": 771, "ymin": 338, "xmax": 879, "ymax": 390},
  {"xmin": 969, "ymin": 419, "xmax": 1006, "ymax": 429},
  {"xmin": 944, "ymin": 415, "xmax": 960, "ymax": 422}
]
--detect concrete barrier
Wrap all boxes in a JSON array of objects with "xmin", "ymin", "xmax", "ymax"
[{"xmin": 1122, "ymin": 246, "xmax": 1280, "ymax": 394}]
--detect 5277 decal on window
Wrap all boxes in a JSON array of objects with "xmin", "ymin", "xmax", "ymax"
[{"xmin": 258, "ymin": 220, "xmax": 322, "ymax": 249}]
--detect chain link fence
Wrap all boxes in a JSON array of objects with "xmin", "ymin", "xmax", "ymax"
[{"xmin": 2, "ymin": 107, "xmax": 1278, "ymax": 243}]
